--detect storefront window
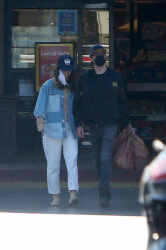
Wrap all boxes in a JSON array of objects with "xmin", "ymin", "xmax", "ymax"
[
  {"xmin": 130, "ymin": 2, "xmax": 166, "ymax": 84},
  {"xmin": 82, "ymin": 9, "xmax": 109, "ymax": 70},
  {"xmin": 115, "ymin": 2, "xmax": 166, "ymax": 142},
  {"xmin": 11, "ymin": 9, "xmax": 78, "ymax": 68},
  {"xmin": 114, "ymin": 2, "xmax": 166, "ymax": 84}
]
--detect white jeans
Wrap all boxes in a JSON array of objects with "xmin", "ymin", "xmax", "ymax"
[{"xmin": 42, "ymin": 125, "xmax": 78, "ymax": 194}]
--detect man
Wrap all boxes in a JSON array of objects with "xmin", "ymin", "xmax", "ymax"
[{"xmin": 73, "ymin": 44, "xmax": 133, "ymax": 207}]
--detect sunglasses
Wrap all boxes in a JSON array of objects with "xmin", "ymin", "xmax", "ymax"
[{"xmin": 92, "ymin": 51, "xmax": 106, "ymax": 57}]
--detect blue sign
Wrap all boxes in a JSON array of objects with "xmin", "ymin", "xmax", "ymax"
[{"xmin": 57, "ymin": 10, "xmax": 77, "ymax": 35}]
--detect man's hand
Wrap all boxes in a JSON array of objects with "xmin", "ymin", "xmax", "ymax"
[
  {"xmin": 37, "ymin": 123, "xmax": 45, "ymax": 132},
  {"xmin": 76, "ymin": 126, "xmax": 84, "ymax": 138},
  {"xmin": 126, "ymin": 124, "xmax": 135, "ymax": 134}
]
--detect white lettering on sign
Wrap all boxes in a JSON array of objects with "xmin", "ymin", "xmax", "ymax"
[
  {"xmin": 51, "ymin": 52, "xmax": 58, "ymax": 56},
  {"xmin": 41, "ymin": 52, "xmax": 51, "ymax": 56}
]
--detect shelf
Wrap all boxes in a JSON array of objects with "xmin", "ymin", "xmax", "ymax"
[
  {"xmin": 81, "ymin": 141, "xmax": 92, "ymax": 146},
  {"xmin": 130, "ymin": 114, "xmax": 148, "ymax": 116},
  {"xmin": 127, "ymin": 83, "xmax": 166, "ymax": 91},
  {"xmin": 130, "ymin": 114, "xmax": 166, "ymax": 121},
  {"xmin": 128, "ymin": 83, "xmax": 166, "ymax": 141}
]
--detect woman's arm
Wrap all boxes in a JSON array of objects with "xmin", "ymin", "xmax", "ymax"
[
  {"xmin": 34, "ymin": 84, "xmax": 48, "ymax": 119},
  {"xmin": 34, "ymin": 84, "xmax": 48, "ymax": 132}
]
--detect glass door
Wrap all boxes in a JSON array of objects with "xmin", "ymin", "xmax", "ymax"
[{"xmin": 82, "ymin": 4, "xmax": 109, "ymax": 71}]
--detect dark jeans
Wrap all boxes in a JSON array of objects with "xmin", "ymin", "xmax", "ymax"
[{"xmin": 89, "ymin": 125, "xmax": 118, "ymax": 195}]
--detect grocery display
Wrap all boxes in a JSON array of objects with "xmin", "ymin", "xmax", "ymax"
[{"xmin": 127, "ymin": 91, "xmax": 166, "ymax": 141}]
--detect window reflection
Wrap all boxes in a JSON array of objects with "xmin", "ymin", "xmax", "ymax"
[
  {"xmin": 11, "ymin": 9, "xmax": 78, "ymax": 68},
  {"xmin": 82, "ymin": 10, "xmax": 109, "ymax": 70}
]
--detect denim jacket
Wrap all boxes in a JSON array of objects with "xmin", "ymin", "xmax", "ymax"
[{"xmin": 34, "ymin": 78, "xmax": 77, "ymax": 139}]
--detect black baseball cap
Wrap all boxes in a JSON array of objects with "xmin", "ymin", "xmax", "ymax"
[
  {"xmin": 58, "ymin": 55, "xmax": 74, "ymax": 71},
  {"xmin": 89, "ymin": 44, "xmax": 106, "ymax": 57}
]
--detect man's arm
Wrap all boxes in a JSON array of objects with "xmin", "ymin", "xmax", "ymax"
[{"xmin": 76, "ymin": 126, "xmax": 84, "ymax": 138}]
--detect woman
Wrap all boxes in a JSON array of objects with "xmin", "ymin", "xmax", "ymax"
[{"xmin": 34, "ymin": 54, "xmax": 79, "ymax": 206}]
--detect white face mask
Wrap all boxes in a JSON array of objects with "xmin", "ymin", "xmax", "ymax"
[{"xmin": 58, "ymin": 70, "xmax": 68, "ymax": 86}]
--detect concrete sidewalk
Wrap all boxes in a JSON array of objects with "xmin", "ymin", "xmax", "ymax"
[
  {"xmin": 0, "ymin": 164, "xmax": 147, "ymax": 250},
  {"xmin": 0, "ymin": 187, "xmax": 142, "ymax": 216}
]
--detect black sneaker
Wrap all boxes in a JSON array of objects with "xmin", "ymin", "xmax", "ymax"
[
  {"xmin": 105, "ymin": 190, "xmax": 111, "ymax": 201},
  {"xmin": 100, "ymin": 196, "xmax": 109, "ymax": 207},
  {"xmin": 99, "ymin": 188, "xmax": 111, "ymax": 207}
]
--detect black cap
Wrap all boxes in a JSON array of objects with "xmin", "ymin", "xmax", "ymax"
[
  {"xmin": 89, "ymin": 44, "xmax": 106, "ymax": 57},
  {"xmin": 58, "ymin": 55, "xmax": 74, "ymax": 71}
]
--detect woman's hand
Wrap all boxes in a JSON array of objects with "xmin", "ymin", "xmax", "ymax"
[
  {"xmin": 37, "ymin": 123, "xmax": 45, "ymax": 132},
  {"xmin": 36, "ymin": 117, "xmax": 45, "ymax": 132}
]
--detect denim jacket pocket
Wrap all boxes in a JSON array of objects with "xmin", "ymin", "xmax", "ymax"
[{"xmin": 47, "ymin": 95, "xmax": 60, "ymax": 112}]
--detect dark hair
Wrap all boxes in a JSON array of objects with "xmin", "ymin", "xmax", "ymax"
[{"xmin": 54, "ymin": 66, "xmax": 79, "ymax": 92}]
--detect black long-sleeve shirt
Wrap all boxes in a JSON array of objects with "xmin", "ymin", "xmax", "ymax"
[{"xmin": 73, "ymin": 67, "xmax": 130, "ymax": 130}]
